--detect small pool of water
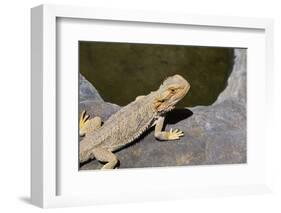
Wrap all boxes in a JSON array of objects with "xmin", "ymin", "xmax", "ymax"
[{"xmin": 79, "ymin": 41, "xmax": 234, "ymax": 107}]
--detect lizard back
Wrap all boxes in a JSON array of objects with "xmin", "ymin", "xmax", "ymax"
[{"xmin": 80, "ymin": 95, "xmax": 156, "ymax": 161}]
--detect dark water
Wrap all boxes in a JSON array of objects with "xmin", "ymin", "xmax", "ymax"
[{"xmin": 79, "ymin": 41, "xmax": 234, "ymax": 107}]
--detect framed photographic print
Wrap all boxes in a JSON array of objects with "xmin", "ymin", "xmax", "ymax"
[{"xmin": 31, "ymin": 4, "xmax": 274, "ymax": 208}]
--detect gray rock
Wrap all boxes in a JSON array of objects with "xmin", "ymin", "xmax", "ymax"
[
  {"xmin": 176, "ymin": 49, "xmax": 247, "ymax": 165},
  {"xmin": 80, "ymin": 49, "xmax": 247, "ymax": 169},
  {"xmin": 179, "ymin": 99, "xmax": 246, "ymax": 165},
  {"xmin": 79, "ymin": 73, "xmax": 103, "ymax": 102},
  {"xmin": 79, "ymin": 100, "xmax": 121, "ymax": 121},
  {"xmin": 216, "ymin": 49, "xmax": 247, "ymax": 105}
]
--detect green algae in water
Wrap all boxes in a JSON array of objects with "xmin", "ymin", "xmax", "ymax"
[{"xmin": 79, "ymin": 41, "xmax": 234, "ymax": 107}]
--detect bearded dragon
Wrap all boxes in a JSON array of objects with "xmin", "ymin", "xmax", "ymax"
[{"xmin": 79, "ymin": 74, "xmax": 190, "ymax": 169}]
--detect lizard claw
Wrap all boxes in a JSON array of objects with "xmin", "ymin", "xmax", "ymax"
[
  {"xmin": 80, "ymin": 111, "xmax": 89, "ymax": 128},
  {"xmin": 80, "ymin": 110, "xmax": 90, "ymax": 136},
  {"xmin": 167, "ymin": 128, "xmax": 184, "ymax": 140}
]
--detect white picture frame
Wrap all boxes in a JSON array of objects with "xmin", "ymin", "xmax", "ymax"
[{"xmin": 31, "ymin": 4, "xmax": 274, "ymax": 208}]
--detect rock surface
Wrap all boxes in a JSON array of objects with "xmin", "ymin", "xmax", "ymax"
[
  {"xmin": 79, "ymin": 49, "xmax": 246, "ymax": 169},
  {"xmin": 79, "ymin": 73, "xmax": 103, "ymax": 102},
  {"xmin": 79, "ymin": 100, "xmax": 120, "ymax": 122}
]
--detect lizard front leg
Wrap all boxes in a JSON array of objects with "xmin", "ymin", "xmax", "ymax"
[
  {"xmin": 79, "ymin": 110, "xmax": 102, "ymax": 136},
  {"xmin": 154, "ymin": 116, "xmax": 184, "ymax": 140},
  {"xmin": 92, "ymin": 147, "xmax": 119, "ymax": 169}
]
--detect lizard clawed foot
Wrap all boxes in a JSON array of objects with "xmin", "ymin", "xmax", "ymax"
[
  {"xmin": 167, "ymin": 128, "xmax": 184, "ymax": 140},
  {"xmin": 80, "ymin": 110, "xmax": 90, "ymax": 137},
  {"xmin": 80, "ymin": 110, "xmax": 102, "ymax": 136},
  {"xmin": 80, "ymin": 110, "xmax": 89, "ymax": 127}
]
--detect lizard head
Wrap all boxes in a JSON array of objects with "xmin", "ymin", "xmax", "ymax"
[{"xmin": 153, "ymin": 74, "xmax": 190, "ymax": 113}]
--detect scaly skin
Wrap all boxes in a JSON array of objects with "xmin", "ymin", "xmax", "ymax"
[{"xmin": 79, "ymin": 74, "xmax": 190, "ymax": 169}]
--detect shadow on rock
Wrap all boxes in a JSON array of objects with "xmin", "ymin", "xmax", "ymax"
[{"xmin": 165, "ymin": 108, "xmax": 193, "ymax": 125}]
